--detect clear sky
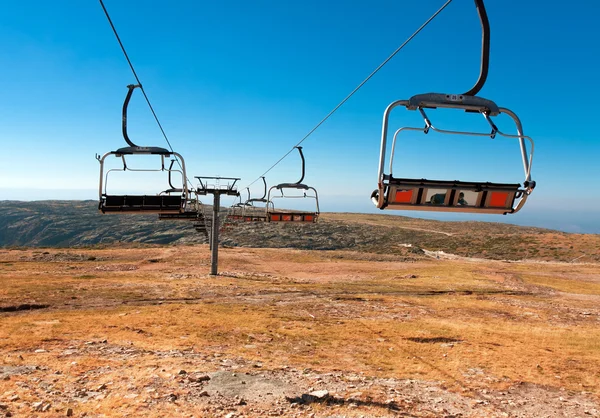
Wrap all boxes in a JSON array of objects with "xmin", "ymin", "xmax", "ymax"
[{"xmin": 1, "ymin": 1, "xmax": 599, "ymax": 233}]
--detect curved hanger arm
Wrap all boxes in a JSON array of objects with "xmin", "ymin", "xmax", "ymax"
[
  {"xmin": 259, "ymin": 176, "xmax": 267, "ymax": 200},
  {"xmin": 122, "ymin": 84, "xmax": 141, "ymax": 147},
  {"xmin": 463, "ymin": 0, "xmax": 490, "ymax": 96},
  {"xmin": 295, "ymin": 146, "xmax": 306, "ymax": 185}
]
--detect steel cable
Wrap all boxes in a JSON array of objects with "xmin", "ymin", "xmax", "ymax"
[{"xmin": 244, "ymin": 0, "xmax": 454, "ymax": 189}]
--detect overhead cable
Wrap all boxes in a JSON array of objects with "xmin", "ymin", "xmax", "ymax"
[
  {"xmin": 98, "ymin": 0, "xmax": 191, "ymax": 187},
  {"xmin": 244, "ymin": 0, "xmax": 454, "ymax": 189}
]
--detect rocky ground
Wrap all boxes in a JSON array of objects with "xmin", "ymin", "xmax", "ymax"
[{"xmin": 2, "ymin": 341, "xmax": 599, "ymax": 418}]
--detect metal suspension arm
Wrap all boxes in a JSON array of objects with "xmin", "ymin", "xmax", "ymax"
[
  {"xmin": 463, "ymin": 0, "xmax": 490, "ymax": 96},
  {"xmin": 259, "ymin": 176, "xmax": 267, "ymax": 200},
  {"xmin": 122, "ymin": 84, "xmax": 141, "ymax": 147},
  {"xmin": 295, "ymin": 146, "xmax": 306, "ymax": 185}
]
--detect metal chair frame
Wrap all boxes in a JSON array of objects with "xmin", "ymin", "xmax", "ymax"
[
  {"xmin": 97, "ymin": 84, "xmax": 189, "ymax": 214},
  {"xmin": 266, "ymin": 147, "xmax": 320, "ymax": 222}
]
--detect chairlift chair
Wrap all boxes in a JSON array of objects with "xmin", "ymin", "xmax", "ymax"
[
  {"xmin": 97, "ymin": 84, "xmax": 189, "ymax": 214},
  {"xmin": 241, "ymin": 178, "xmax": 273, "ymax": 222},
  {"xmin": 266, "ymin": 147, "xmax": 320, "ymax": 222},
  {"xmin": 227, "ymin": 196, "xmax": 247, "ymax": 221},
  {"xmin": 371, "ymin": 0, "xmax": 535, "ymax": 215}
]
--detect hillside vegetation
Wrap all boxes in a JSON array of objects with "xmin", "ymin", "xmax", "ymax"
[{"xmin": 1, "ymin": 200, "xmax": 599, "ymax": 262}]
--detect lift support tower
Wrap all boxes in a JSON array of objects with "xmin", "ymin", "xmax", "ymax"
[{"xmin": 196, "ymin": 176, "xmax": 240, "ymax": 275}]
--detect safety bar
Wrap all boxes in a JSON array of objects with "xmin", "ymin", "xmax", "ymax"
[
  {"xmin": 242, "ymin": 200, "xmax": 274, "ymax": 215},
  {"xmin": 378, "ymin": 98, "xmax": 534, "ymax": 193},
  {"xmin": 388, "ymin": 109, "xmax": 534, "ymax": 184},
  {"xmin": 98, "ymin": 150, "xmax": 189, "ymax": 202},
  {"xmin": 266, "ymin": 185, "xmax": 320, "ymax": 216},
  {"xmin": 104, "ymin": 166, "xmax": 184, "ymax": 197}
]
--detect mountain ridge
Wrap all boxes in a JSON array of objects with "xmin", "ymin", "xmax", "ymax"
[{"xmin": 1, "ymin": 200, "xmax": 598, "ymax": 263}]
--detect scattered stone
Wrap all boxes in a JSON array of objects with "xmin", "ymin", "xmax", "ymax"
[
  {"xmin": 66, "ymin": 408, "xmax": 73, "ymax": 417},
  {"xmin": 302, "ymin": 390, "xmax": 329, "ymax": 403},
  {"xmin": 32, "ymin": 401, "xmax": 44, "ymax": 411},
  {"xmin": 178, "ymin": 370, "xmax": 187, "ymax": 375},
  {"xmin": 167, "ymin": 394, "xmax": 178, "ymax": 402},
  {"xmin": 42, "ymin": 403, "xmax": 52, "ymax": 412},
  {"xmin": 8, "ymin": 396, "xmax": 19, "ymax": 402},
  {"xmin": 34, "ymin": 349, "xmax": 47, "ymax": 353},
  {"xmin": 97, "ymin": 384, "xmax": 107, "ymax": 391},
  {"xmin": 199, "ymin": 391, "xmax": 209, "ymax": 397}
]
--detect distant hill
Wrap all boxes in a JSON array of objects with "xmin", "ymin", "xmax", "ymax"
[
  {"xmin": 0, "ymin": 200, "xmax": 598, "ymax": 263},
  {"xmin": 0, "ymin": 200, "xmax": 204, "ymax": 247}
]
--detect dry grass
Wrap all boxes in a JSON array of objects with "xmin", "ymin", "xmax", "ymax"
[{"xmin": 1, "ymin": 246, "xmax": 599, "ymax": 416}]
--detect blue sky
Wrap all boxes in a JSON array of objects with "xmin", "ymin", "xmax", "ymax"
[{"xmin": 1, "ymin": 1, "xmax": 599, "ymax": 233}]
